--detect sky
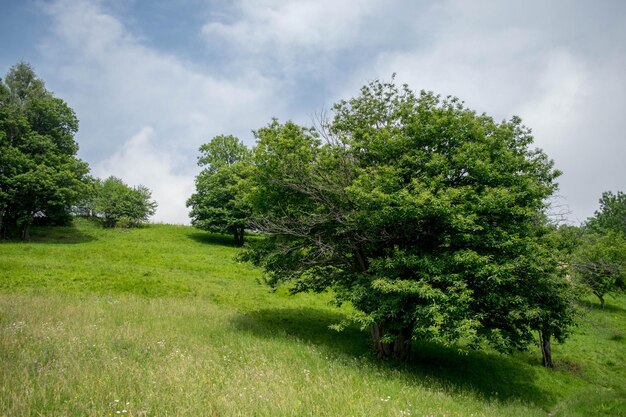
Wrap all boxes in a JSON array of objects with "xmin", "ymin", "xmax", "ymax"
[{"xmin": 1, "ymin": 0, "xmax": 624, "ymax": 225}]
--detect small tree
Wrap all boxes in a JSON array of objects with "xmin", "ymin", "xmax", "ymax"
[
  {"xmin": 574, "ymin": 191, "xmax": 626, "ymax": 308},
  {"xmin": 587, "ymin": 191, "xmax": 626, "ymax": 236},
  {"xmin": 91, "ymin": 176, "xmax": 157, "ymax": 227},
  {"xmin": 187, "ymin": 135, "xmax": 251, "ymax": 246},
  {"xmin": 242, "ymin": 79, "xmax": 575, "ymax": 365},
  {"xmin": 573, "ymin": 231, "xmax": 626, "ymax": 309}
]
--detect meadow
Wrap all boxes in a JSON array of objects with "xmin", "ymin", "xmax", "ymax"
[{"xmin": 0, "ymin": 219, "xmax": 624, "ymax": 416}]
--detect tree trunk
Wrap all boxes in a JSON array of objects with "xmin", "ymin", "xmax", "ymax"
[
  {"xmin": 539, "ymin": 331, "xmax": 553, "ymax": 368},
  {"xmin": 594, "ymin": 292, "xmax": 605, "ymax": 309},
  {"xmin": 21, "ymin": 220, "xmax": 32, "ymax": 241},
  {"xmin": 354, "ymin": 248, "xmax": 369, "ymax": 272},
  {"xmin": 370, "ymin": 321, "xmax": 412, "ymax": 360},
  {"xmin": 233, "ymin": 228, "xmax": 244, "ymax": 247}
]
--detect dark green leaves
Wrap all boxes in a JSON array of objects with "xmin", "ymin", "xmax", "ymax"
[
  {"xmin": 188, "ymin": 135, "xmax": 251, "ymax": 245},
  {"xmin": 90, "ymin": 176, "xmax": 157, "ymax": 228},
  {"xmin": 0, "ymin": 63, "xmax": 90, "ymax": 238},
  {"xmin": 242, "ymin": 79, "xmax": 573, "ymax": 357}
]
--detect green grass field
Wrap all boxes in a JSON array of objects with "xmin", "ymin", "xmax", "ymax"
[{"xmin": 0, "ymin": 219, "xmax": 624, "ymax": 416}]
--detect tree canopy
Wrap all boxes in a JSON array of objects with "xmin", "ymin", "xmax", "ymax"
[
  {"xmin": 571, "ymin": 191, "xmax": 626, "ymax": 308},
  {"xmin": 573, "ymin": 231, "xmax": 626, "ymax": 309},
  {"xmin": 587, "ymin": 191, "xmax": 626, "ymax": 236},
  {"xmin": 187, "ymin": 135, "xmax": 251, "ymax": 246},
  {"xmin": 197, "ymin": 134, "xmax": 251, "ymax": 173},
  {"xmin": 0, "ymin": 63, "xmax": 90, "ymax": 239},
  {"xmin": 89, "ymin": 176, "xmax": 157, "ymax": 228},
  {"xmin": 241, "ymin": 79, "xmax": 574, "ymax": 365}
]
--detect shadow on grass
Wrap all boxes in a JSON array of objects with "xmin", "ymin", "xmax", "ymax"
[
  {"xmin": 187, "ymin": 231, "xmax": 238, "ymax": 247},
  {"xmin": 599, "ymin": 303, "xmax": 625, "ymax": 314},
  {"xmin": 231, "ymin": 307, "xmax": 555, "ymax": 407},
  {"xmin": 578, "ymin": 298, "xmax": 626, "ymax": 314},
  {"xmin": 7, "ymin": 225, "xmax": 98, "ymax": 244}
]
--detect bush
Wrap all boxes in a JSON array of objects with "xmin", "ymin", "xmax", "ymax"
[{"xmin": 91, "ymin": 176, "xmax": 157, "ymax": 228}]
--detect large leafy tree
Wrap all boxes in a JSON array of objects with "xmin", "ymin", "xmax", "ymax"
[
  {"xmin": 242, "ymin": 80, "xmax": 574, "ymax": 366},
  {"xmin": 0, "ymin": 63, "xmax": 90, "ymax": 239},
  {"xmin": 187, "ymin": 135, "xmax": 251, "ymax": 246}
]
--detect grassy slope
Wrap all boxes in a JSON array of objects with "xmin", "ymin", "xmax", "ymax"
[{"xmin": 0, "ymin": 219, "xmax": 624, "ymax": 417}]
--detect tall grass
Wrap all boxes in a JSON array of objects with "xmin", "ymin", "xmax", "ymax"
[{"xmin": 0, "ymin": 219, "xmax": 624, "ymax": 416}]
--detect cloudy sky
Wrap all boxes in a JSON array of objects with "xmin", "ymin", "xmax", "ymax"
[{"xmin": 1, "ymin": 0, "xmax": 624, "ymax": 224}]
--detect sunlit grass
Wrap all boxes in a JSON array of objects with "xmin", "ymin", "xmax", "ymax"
[{"xmin": 0, "ymin": 219, "xmax": 624, "ymax": 416}]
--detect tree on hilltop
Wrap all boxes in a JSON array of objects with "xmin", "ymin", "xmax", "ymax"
[
  {"xmin": 89, "ymin": 176, "xmax": 157, "ymax": 228},
  {"xmin": 0, "ymin": 62, "xmax": 90, "ymax": 239},
  {"xmin": 187, "ymin": 135, "xmax": 251, "ymax": 246}
]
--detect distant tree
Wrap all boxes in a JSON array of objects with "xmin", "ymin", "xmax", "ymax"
[
  {"xmin": 0, "ymin": 62, "xmax": 90, "ymax": 239},
  {"xmin": 71, "ymin": 175, "xmax": 99, "ymax": 218},
  {"xmin": 187, "ymin": 135, "xmax": 251, "ymax": 246},
  {"xmin": 241, "ymin": 80, "xmax": 575, "ymax": 366},
  {"xmin": 91, "ymin": 176, "xmax": 157, "ymax": 228},
  {"xmin": 573, "ymin": 231, "xmax": 626, "ymax": 309},
  {"xmin": 587, "ymin": 191, "xmax": 626, "ymax": 236},
  {"xmin": 573, "ymin": 191, "xmax": 626, "ymax": 309}
]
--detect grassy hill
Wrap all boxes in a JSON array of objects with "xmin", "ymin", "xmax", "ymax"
[{"xmin": 0, "ymin": 219, "xmax": 624, "ymax": 416}]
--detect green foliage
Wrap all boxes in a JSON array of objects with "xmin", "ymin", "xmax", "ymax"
[
  {"xmin": 91, "ymin": 176, "xmax": 157, "ymax": 228},
  {"xmin": 0, "ymin": 62, "xmax": 90, "ymax": 239},
  {"xmin": 548, "ymin": 224, "xmax": 584, "ymax": 261},
  {"xmin": 575, "ymin": 191, "xmax": 626, "ymax": 308},
  {"xmin": 187, "ymin": 135, "xmax": 251, "ymax": 245},
  {"xmin": 573, "ymin": 231, "xmax": 626, "ymax": 308},
  {"xmin": 242, "ymin": 79, "xmax": 574, "ymax": 360},
  {"xmin": 587, "ymin": 191, "xmax": 626, "ymax": 236},
  {"xmin": 197, "ymin": 134, "xmax": 251, "ymax": 173}
]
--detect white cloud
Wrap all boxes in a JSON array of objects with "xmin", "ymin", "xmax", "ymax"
[
  {"xmin": 202, "ymin": 0, "xmax": 375, "ymax": 50},
  {"xmin": 201, "ymin": 0, "xmax": 393, "ymax": 78},
  {"xmin": 37, "ymin": 0, "xmax": 285, "ymax": 224},
  {"xmin": 202, "ymin": 0, "xmax": 378, "ymax": 53},
  {"xmin": 30, "ymin": 0, "xmax": 626, "ymax": 225},
  {"xmin": 522, "ymin": 54, "xmax": 626, "ymax": 223},
  {"xmin": 348, "ymin": 21, "xmax": 544, "ymax": 118},
  {"xmin": 40, "ymin": 0, "xmax": 285, "ymax": 148},
  {"xmin": 40, "ymin": 0, "xmax": 274, "ymax": 148},
  {"xmin": 519, "ymin": 50, "xmax": 589, "ymax": 126},
  {"xmin": 94, "ymin": 127, "xmax": 194, "ymax": 224}
]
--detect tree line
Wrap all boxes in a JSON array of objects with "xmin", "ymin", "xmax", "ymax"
[{"xmin": 0, "ymin": 63, "xmax": 157, "ymax": 238}]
